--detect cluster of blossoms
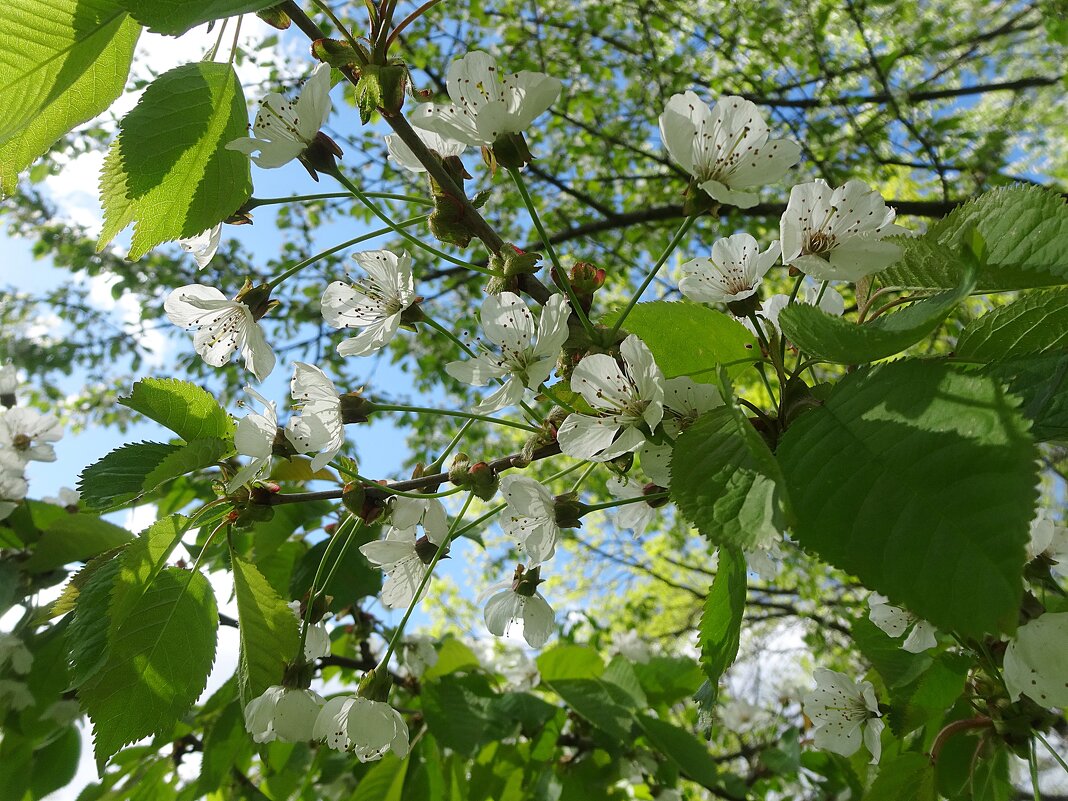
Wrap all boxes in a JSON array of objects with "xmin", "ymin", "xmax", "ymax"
[{"xmin": 0, "ymin": 365, "xmax": 65, "ymax": 522}]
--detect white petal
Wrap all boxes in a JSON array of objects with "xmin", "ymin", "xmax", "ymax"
[
  {"xmin": 556, "ymin": 414, "xmax": 622, "ymax": 461},
  {"xmin": 484, "ymin": 589, "xmax": 522, "ymax": 637},
  {"xmin": 336, "ymin": 314, "xmax": 402, "ymax": 357},
  {"xmin": 520, "ymin": 592, "xmax": 555, "ymax": 647},
  {"xmin": 481, "ymin": 292, "xmax": 535, "ymax": 354}
]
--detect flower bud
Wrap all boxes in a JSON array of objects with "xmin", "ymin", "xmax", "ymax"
[
  {"xmin": 467, "ymin": 462, "xmax": 499, "ymax": 501},
  {"xmin": 311, "ymin": 38, "xmax": 368, "ymax": 69},
  {"xmin": 255, "ymin": 4, "xmax": 291, "ymax": 29}
]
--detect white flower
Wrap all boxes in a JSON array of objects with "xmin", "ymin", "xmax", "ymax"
[
  {"xmin": 0, "ymin": 633, "xmax": 33, "ymax": 674},
  {"xmin": 227, "ymin": 387, "xmax": 277, "ymax": 492},
  {"xmin": 802, "ymin": 668, "xmax": 884, "ymax": 764},
  {"xmin": 780, "ymin": 179, "xmax": 907, "ymax": 282},
  {"xmin": 179, "ymin": 224, "xmax": 222, "ymax": 269},
  {"xmin": 42, "ymin": 487, "xmax": 79, "ymax": 509},
  {"xmin": 321, "ymin": 250, "xmax": 417, "ymax": 358},
  {"xmin": 744, "ymin": 284, "xmax": 846, "ymax": 339},
  {"xmin": 635, "ymin": 376, "xmax": 723, "ymax": 486},
  {"xmin": 402, "ymin": 635, "xmax": 439, "ymax": 677},
  {"xmin": 719, "ymin": 698, "xmax": 770, "ymax": 732},
  {"xmin": 607, "ymin": 478, "xmax": 657, "ymax": 539},
  {"xmin": 558, "ymin": 335, "xmax": 665, "ymax": 462},
  {"xmin": 1003, "ymin": 612, "xmax": 1068, "ymax": 708},
  {"xmin": 867, "ymin": 593, "xmax": 937, "ymax": 653},
  {"xmin": 0, "ymin": 469, "xmax": 27, "ymax": 520},
  {"xmin": 680, "ymin": 234, "xmax": 782, "ymax": 304},
  {"xmin": 359, "ymin": 498, "xmax": 448, "ymax": 609},
  {"xmin": 164, "ymin": 284, "xmax": 275, "ymax": 381},
  {"xmin": 744, "ymin": 540, "xmax": 784, "ymax": 581},
  {"xmin": 314, "ymin": 696, "xmax": 409, "ymax": 761},
  {"xmin": 228, "ymin": 63, "xmax": 333, "ymax": 169},
  {"xmin": 483, "ymin": 568, "xmax": 555, "ymax": 648},
  {"xmin": 410, "ymin": 51, "xmax": 562, "ymax": 148},
  {"xmin": 287, "ymin": 601, "xmax": 331, "ymax": 661},
  {"xmin": 659, "ymin": 92, "xmax": 801, "ymax": 209},
  {"xmin": 284, "ymin": 362, "xmax": 345, "ymax": 473},
  {"xmin": 609, "ymin": 629, "xmax": 652, "ymax": 664},
  {"xmin": 473, "ymin": 641, "xmax": 540, "ymax": 689},
  {"xmin": 0, "ymin": 365, "xmax": 18, "ymax": 396},
  {"xmin": 446, "ymin": 293, "xmax": 570, "ymax": 413},
  {"xmin": 499, "ymin": 474, "xmax": 560, "ymax": 564},
  {"xmin": 243, "ymin": 686, "xmax": 324, "ymax": 744},
  {"xmin": 1027, "ymin": 508, "xmax": 1068, "ymax": 568},
  {"xmin": 0, "ymin": 407, "xmax": 63, "ymax": 465},
  {"xmin": 385, "ymin": 130, "xmax": 466, "ymax": 173},
  {"xmin": 0, "ymin": 679, "xmax": 34, "ymax": 711}
]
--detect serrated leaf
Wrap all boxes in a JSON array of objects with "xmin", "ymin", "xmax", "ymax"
[
  {"xmin": 0, "ymin": 0, "xmax": 137, "ymax": 144},
  {"xmin": 231, "ymin": 550, "xmax": 299, "ymax": 706},
  {"xmin": 48, "ymin": 546, "xmax": 128, "ymax": 620},
  {"xmin": 778, "ymin": 265, "xmax": 975, "ymax": 364},
  {"xmin": 119, "ymin": 378, "xmax": 234, "ymax": 442},
  {"xmin": 600, "ymin": 301, "xmax": 758, "ymax": 382},
  {"xmin": 697, "ymin": 546, "xmax": 746, "ymax": 703},
  {"xmin": 98, "ymin": 61, "xmax": 251, "ymax": 258},
  {"xmin": 80, "ymin": 567, "xmax": 217, "ymax": 767},
  {"xmin": 78, "ymin": 439, "xmax": 231, "ymax": 511},
  {"xmin": 778, "ymin": 360, "xmax": 1038, "ymax": 637},
  {"xmin": 67, "ymin": 557, "xmax": 122, "ymax": 687},
  {"xmin": 984, "ymin": 352, "xmax": 1068, "ymax": 441},
  {"xmin": 670, "ymin": 400, "xmax": 788, "ymax": 548},
  {"xmin": 23, "ymin": 514, "xmax": 133, "ymax": 573},
  {"xmin": 957, "ymin": 288, "xmax": 1068, "ymax": 361},
  {"xmin": 119, "ymin": 0, "xmax": 286, "ymax": 35},
  {"xmin": 0, "ymin": 1, "xmax": 140, "ymax": 194},
  {"xmin": 636, "ymin": 714, "xmax": 720, "ymax": 790},
  {"xmin": 420, "ymin": 674, "xmax": 515, "ymax": 754},
  {"xmin": 108, "ymin": 515, "xmax": 189, "ymax": 632},
  {"xmin": 542, "ymin": 678, "xmax": 634, "ymax": 741},
  {"xmin": 887, "ymin": 652, "xmax": 970, "ymax": 736},
  {"xmin": 866, "ymin": 752, "xmax": 937, "ymax": 801},
  {"xmin": 880, "ymin": 186, "xmax": 1068, "ymax": 291},
  {"xmin": 851, "ymin": 615, "xmax": 932, "ymax": 690}
]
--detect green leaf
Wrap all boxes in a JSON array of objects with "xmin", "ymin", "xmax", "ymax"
[
  {"xmin": 29, "ymin": 725, "xmax": 81, "ymax": 799},
  {"xmin": 0, "ymin": 1, "xmax": 140, "ymax": 194},
  {"xmin": 602, "ymin": 655, "xmax": 647, "ymax": 707},
  {"xmin": 600, "ymin": 301, "xmax": 758, "ymax": 381},
  {"xmin": 851, "ymin": 615, "xmax": 933, "ymax": 690},
  {"xmin": 670, "ymin": 397, "xmax": 789, "ymax": 548},
  {"xmin": 118, "ymin": 0, "xmax": 286, "ymax": 35},
  {"xmin": 78, "ymin": 438, "xmax": 232, "ymax": 511},
  {"xmin": 866, "ymin": 752, "xmax": 937, "ymax": 801},
  {"xmin": 777, "ymin": 360, "xmax": 1037, "ymax": 637},
  {"xmin": 80, "ymin": 567, "xmax": 217, "ymax": 767},
  {"xmin": 23, "ymin": 514, "xmax": 133, "ymax": 573},
  {"xmin": 67, "ymin": 557, "xmax": 122, "ymax": 687},
  {"xmin": 48, "ymin": 546, "xmax": 128, "ymax": 620},
  {"xmin": 421, "ymin": 637, "xmax": 480, "ymax": 680},
  {"xmin": 888, "ymin": 653, "xmax": 970, "ymax": 736},
  {"xmin": 632, "ymin": 656, "xmax": 704, "ymax": 706},
  {"xmin": 957, "ymin": 288, "xmax": 1068, "ymax": 361},
  {"xmin": 289, "ymin": 529, "xmax": 381, "ymax": 611},
  {"xmin": 880, "ymin": 186, "xmax": 1068, "ymax": 291},
  {"xmin": 231, "ymin": 550, "xmax": 300, "ymax": 705},
  {"xmin": 970, "ymin": 745, "xmax": 1011, "ymax": 801},
  {"xmin": 351, "ymin": 755, "xmax": 409, "ymax": 801},
  {"xmin": 697, "ymin": 545, "xmax": 746, "ymax": 702},
  {"xmin": 778, "ymin": 265, "xmax": 975, "ymax": 364},
  {"xmin": 984, "ymin": 352, "xmax": 1068, "ymax": 441},
  {"xmin": 119, "ymin": 378, "xmax": 234, "ymax": 442},
  {"xmin": 535, "ymin": 644, "xmax": 604, "ymax": 681},
  {"xmin": 0, "ymin": 0, "xmax": 138, "ymax": 144},
  {"xmin": 108, "ymin": 515, "xmax": 188, "ymax": 631},
  {"xmin": 636, "ymin": 714, "xmax": 720, "ymax": 790},
  {"xmin": 420, "ymin": 675, "xmax": 515, "ymax": 754},
  {"xmin": 542, "ymin": 678, "xmax": 634, "ymax": 740},
  {"xmin": 98, "ymin": 61, "xmax": 251, "ymax": 258}
]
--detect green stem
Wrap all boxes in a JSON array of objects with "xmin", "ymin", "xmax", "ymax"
[
  {"xmin": 608, "ymin": 215, "xmax": 697, "ymax": 339},
  {"xmin": 385, "ymin": 0, "xmax": 445, "ymax": 49},
  {"xmin": 538, "ymin": 382, "xmax": 579, "ymax": 414},
  {"xmin": 377, "ymin": 492, "xmax": 476, "ymax": 670},
  {"xmin": 329, "ymin": 169, "xmax": 496, "ymax": 274},
  {"xmin": 424, "ymin": 420, "xmax": 475, "ymax": 474},
  {"xmin": 227, "ymin": 14, "xmax": 243, "ymax": 64},
  {"xmin": 570, "ymin": 462, "xmax": 598, "ymax": 493},
  {"xmin": 507, "ymin": 168, "xmax": 597, "ymax": 339},
  {"xmin": 206, "ymin": 17, "xmax": 229, "ymax": 61},
  {"xmin": 318, "ymin": 517, "xmax": 364, "ymax": 595},
  {"xmin": 247, "ymin": 192, "xmax": 433, "ymax": 209},
  {"xmin": 370, "ymin": 402, "xmax": 542, "ymax": 433},
  {"xmin": 582, "ymin": 493, "xmax": 666, "ymax": 514},
  {"xmin": 1029, "ymin": 737, "xmax": 1043, "ymax": 801},
  {"xmin": 266, "ymin": 215, "xmax": 426, "ymax": 290},
  {"xmin": 1036, "ymin": 731, "xmax": 1068, "ymax": 776},
  {"xmin": 299, "ymin": 515, "xmax": 356, "ymax": 659},
  {"xmin": 311, "ymin": 0, "xmax": 366, "ymax": 60}
]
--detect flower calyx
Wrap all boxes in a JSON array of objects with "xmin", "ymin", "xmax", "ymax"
[
  {"xmin": 682, "ymin": 180, "xmax": 721, "ymax": 217},
  {"xmin": 485, "ymin": 132, "xmax": 534, "ymax": 170},
  {"xmin": 233, "ymin": 279, "xmax": 279, "ymax": 322},
  {"xmin": 511, "ymin": 564, "xmax": 544, "ymax": 598},
  {"xmin": 339, "ymin": 391, "xmax": 375, "ymax": 424},
  {"xmin": 356, "ymin": 666, "xmax": 394, "ymax": 702},
  {"xmin": 300, "ymin": 131, "xmax": 344, "ymax": 182},
  {"xmin": 552, "ymin": 492, "xmax": 585, "ymax": 529},
  {"xmin": 414, "ymin": 534, "xmax": 448, "ymax": 565}
]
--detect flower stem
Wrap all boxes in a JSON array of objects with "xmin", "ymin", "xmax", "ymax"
[
  {"xmin": 311, "ymin": 0, "xmax": 366, "ymax": 62},
  {"xmin": 507, "ymin": 167, "xmax": 597, "ymax": 339},
  {"xmin": 570, "ymin": 461, "xmax": 598, "ymax": 493},
  {"xmin": 299, "ymin": 515, "xmax": 359, "ymax": 659},
  {"xmin": 424, "ymin": 420, "xmax": 475, "ymax": 474},
  {"xmin": 329, "ymin": 168, "xmax": 497, "ymax": 274},
  {"xmin": 265, "ymin": 214, "xmax": 427, "ymax": 290},
  {"xmin": 247, "ymin": 192, "xmax": 433, "ymax": 209},
  {"xmin": 385, "ymin": 0, "xmax": 445, "ymax": 49},
  {"xmin": 1029, "ymin": 737, "xmax": 1043, "ymax": 801},
  {"xmin": 227, "ymin": 14, "xmax": 243, "ymax": 64},
  {"xmin": 1036, "ymin": 731, "xmax": 1068, "ymax": 776},
  {"xmin": 377, "ymin": 492, "xmax": 476, "ymax": 671},
  {"xmin": 608, "ymin": 215, "xmax": 697, "ymax": 340},
  {"xmin": 582, "ymin": 493, "xmax": 666, "ymax": 514},
  {"xmin": 370, "ymin": 402, "xmax": 542, "ymax": 433}
]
